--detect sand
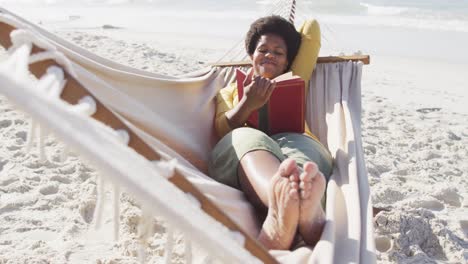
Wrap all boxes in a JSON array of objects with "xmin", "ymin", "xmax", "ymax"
[
  {"xmin": 362, "ymin": 56, "xmax": 468, "ymax": 263},
  {"xmin": 0, "ymin": 28, "xmax": 467, "ymax": 263}
]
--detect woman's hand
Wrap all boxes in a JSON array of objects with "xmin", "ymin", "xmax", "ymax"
[
  {"xmin": 242, "ymin": 76, "xmax": 276, "ymax": 111},
  {"xmin": 224, "ymin": 76, "xmax": 276, "ymax": 130}
]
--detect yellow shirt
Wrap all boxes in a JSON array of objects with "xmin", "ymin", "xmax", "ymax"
[{"xmin": 214, "ymin": 82, "xmax": 319, "ymax": 141}]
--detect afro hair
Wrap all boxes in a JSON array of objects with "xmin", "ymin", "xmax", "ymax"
[{"xmin": 245, "ymin": 15, "xmax": 301, "ymax": 70}]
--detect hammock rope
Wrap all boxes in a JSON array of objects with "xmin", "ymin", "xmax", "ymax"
[
  {"xmin": 151, "ymin": 159, "xmax": 177, "ymax": 179},
  {"xmin": 216, "ymin": 0, "xmax": 296, "ymax": 63},
  {"xmin": 62, "ymin": 96, "xmax": 96, "ymax": 161},
  {"xmin": 70, "ymin": 95, "xmax": 97, "ymax": 116},
  {"xmin": 9, "ymin": 28, "xmax": 76, "ymax": 76},
  {"xmin": 94, "ymin": 174, "xmax": 106, "ymax": 229},
  {"xmin": 113, "ymin": 183, "xmax": 121, "ymax": 241},
  {"xmin": 115, "ymin": 129, "xmax": 130, "ymax": 145},
  {"xmin": 137, "ymin": 205, "xmax": 154, "ymax": 263},
  {"xmin": 184, "ymin": 237, "xmax": 193, "ymax": 264},
  {"xmin": 9, "ymin": 28, "xmax": 85, "ymax": 164},
  {"xmin": 288, "ymin": 0, "xmax": 297, "ymax": 23},
  {"xmin": 163, "ymin": 225, "xmax": 175, "ymax": 264},
  {"xmin": 8, "ymin": 29, "xmax": 130, "ymax": 246}
]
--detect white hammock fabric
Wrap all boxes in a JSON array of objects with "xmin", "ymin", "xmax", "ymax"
[{"xmin": 0, "ymin": 9, "xmax": 376, "ymax": 264}]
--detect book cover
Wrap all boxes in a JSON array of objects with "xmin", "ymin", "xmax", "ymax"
[{"xmin": 236, "ymin": 69, "xmax": 305, "ymax": 135}]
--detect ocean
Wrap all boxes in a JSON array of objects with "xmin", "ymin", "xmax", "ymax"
[
  {"xmin": 1, "ymin": 0, "xmax": 468, "ymax": 62},
  {"xmin": 2, "ymin": 0, "xmax": 468, "ymax": 32}
]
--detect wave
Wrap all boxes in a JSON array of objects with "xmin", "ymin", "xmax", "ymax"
[
  {"xmin": 297, "ymin": 1, "xmax": 468, "ymax": 32},
  {"xmin": 361, "ymin": 1, "xmax": 468, "ymax": 19},
  {"xmin": 313, "ymin": 13, "xmax": 468, "ymax": 33},
  {"xmin": 3, "ymin": 0, "xmax": 468, "ymax": 33},
  {"xmin": 360, "ymin": 3, "xmax": 411, "ymax": 16}
]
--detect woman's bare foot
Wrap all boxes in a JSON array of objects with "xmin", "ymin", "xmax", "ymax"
[
  {"xmin": 298, "ymin": 161, "xmax": 327, "ymax": 246},
  {"xmin": 257, "ymin": 158, "xmax": 300, "ymax": 250}
]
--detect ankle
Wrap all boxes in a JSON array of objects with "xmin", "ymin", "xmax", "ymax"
[
  {"xmin": 258, "ymin": 228, "xmax": 289, "ymax": 250},
  {"xmin": 300, "ymin": 208, "xmax": 326, "ymax": 245},
  {"xmin": 257, "ymin": 216, "xmax": 293, "ymax": 250}
]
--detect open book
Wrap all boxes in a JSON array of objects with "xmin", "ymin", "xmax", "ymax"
[{"xmin": 236, "ymin": 69, "xmax": 305, "ymax": 135}]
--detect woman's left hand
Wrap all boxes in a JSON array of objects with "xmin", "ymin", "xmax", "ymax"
[{"xmin": 242, "ymin": 76, "xmax": 276, "ymax": 112}]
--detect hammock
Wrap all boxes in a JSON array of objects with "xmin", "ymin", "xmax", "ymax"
[{"xmin": 0, "ymin": 7, "xmax": 376, "ymax": 264}]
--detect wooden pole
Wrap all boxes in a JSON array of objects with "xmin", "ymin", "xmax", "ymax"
[{"xmin": 210, "ymin": 55, "xmax": 370, "ymax": 68}]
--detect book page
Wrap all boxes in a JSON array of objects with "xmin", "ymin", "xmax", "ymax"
[{"xmin": 273, "ymin": 71, "xmax": 300, "ymax": 82}]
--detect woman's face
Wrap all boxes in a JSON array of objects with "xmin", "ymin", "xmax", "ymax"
[{"xmin": 250, "ymin": 33, "xmax": 288, "ymax": 79}]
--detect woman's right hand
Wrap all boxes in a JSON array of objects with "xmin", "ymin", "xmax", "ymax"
[
  {"xmin": 224, "ymin": 76, "xmax": 276, "ymax": 129},
  {"xmin": 242, "ymin": 76, "xmax": 276, "ymax": 111}
]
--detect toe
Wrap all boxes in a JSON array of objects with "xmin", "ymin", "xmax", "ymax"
[
  {"xmin": 290, "ymin": 181, "xmax": 299, "ymax": 190},
  {"xmin": 280, "ymin": 158, "xmax": 296, "ymax": 171},
  {"xmin": 279, "ymin": 158, "xmax": 300, "ymax": 178},
  {"xmin": 312, "ymin": 172, "xmax": 326, "ymax": 187},
  {"xmin": 300, "ymin": 181, "xmax": 312, "ymax": 190},
  {"xmin": 301, "ymin": 162, "xmax": 319, "ymax": 182},
  {"xmin": 289, "ymin": 188, "xmax": 299, "ymax": 200},
  {"xmin": 289, "ymin": 175, "xmax": 299, "ymax": 182},
  {"xmin": 299, "ymin": 181, "xmax": 312, "ymax": 199},
  {"xmin": 304, "ymin": 162, "xmax": 318, "ymax": 174},
  {"xmin": 299, "ymin": 171, "xmax": 312, "ymax": 182}
]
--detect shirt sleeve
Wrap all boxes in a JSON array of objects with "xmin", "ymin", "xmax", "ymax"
[{"xmin": 214, "ymin": 83, "xmax": 238, "ymax": 139}]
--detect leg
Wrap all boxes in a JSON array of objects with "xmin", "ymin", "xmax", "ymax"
[
  {"xmin": 272, "ymin": 133, "xmax": 333, "ymax": 246},
  {"xmin": 247, "ymin": 159, "xmax": 299, "ymax": 250},
  {"xmin": 208, "ymin": 128, "xmax": 301, "ymax": 250},
  {"xmin": 234, "ymin": 129, "xmax": 303, "ymax": 250},
  {"xmin": 298, "ymin": 162, "xmax": 327, "ymax": 246},
  {"xmin": 237, "ymin": 150, "xmax": 281, "ymax": 213}
]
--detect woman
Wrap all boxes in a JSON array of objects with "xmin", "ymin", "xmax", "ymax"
[{"xmin": 209, "ymin": 16, "xmax": 333, "ymax": 250}]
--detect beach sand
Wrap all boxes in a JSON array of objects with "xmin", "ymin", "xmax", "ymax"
[{"xmin": 0, "ymin": 26, "xmax": 467, "ymax": 263}]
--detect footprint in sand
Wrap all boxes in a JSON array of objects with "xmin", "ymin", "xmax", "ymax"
[
  {"xmin": 0, "ymin": 119, "xmax": 12, "ymax": 128},
  {"xmin": 58, "ymin": 165, "xmax": 76, "ymax": 175},
  {"xmin": 416, "ymin": 107, "xmax": 441, "ymax": 114},
  {"xmin": 0, "ymin": 174, "xmax": 18, "ymax": 187},
  {"xmin": 1, "ymin": 180, "xmax": 32, "ymax": 194},
  {"xmin": 364, "ymin": 145, "xmax": 377, "ymax": 154},
  {"xmin": 431, "ymin": 187, "xmax": 462, "ymax": 207},
  {"xmin": 50, "ymin": 175, "xmax": 71, "ymax": 184},
  {"xmin": 15, "ymin": 131, "xmax": 27, "ymax": 143},
  {"xmin": 372, "ymin": 187, "xmax": 405, "ymax": 205},
  {"xmin": 0, "ymin": 159, "xmax": 8, "ymax": 172},
  {"xmin": 39, "ymin": 183, "xmax": 59, "ymax": 195},
  {"xmin": 447, "ymin": 131, "xmax": 462, "ymax": 141},
  {"xmin": 24, "ymin": 160, "xmax": 46, "ymax": 169},
  {"xmin": 78, "ymin": 172, "xmax": 93, "ymax": 183},
  {"xmin": 408, "ymin": 197, "xmax": 445, "ymax": 211},
  {"xmin": 7, "ymin": 145, "xmax": 22, "ymax": 151},
  {"xmin": 79, "ymin": 200, "xmax": 96, "ymax": 224}
]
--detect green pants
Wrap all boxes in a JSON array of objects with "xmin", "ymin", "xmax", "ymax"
[{"xmin": 208, "ymin": 127, "xmax": 333, "ymax": 189}]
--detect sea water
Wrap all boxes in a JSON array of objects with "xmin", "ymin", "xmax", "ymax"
[
  {"xmin": 299, "ymin": 0, "xmax": 468, "ymax": 62},
  {"xmin": 1, "ymin": 0, "xmax": 468, "ymax": 62},
  {"xmin": 3, "ymin": 0, "xmax": 467, "ymax": 32}
]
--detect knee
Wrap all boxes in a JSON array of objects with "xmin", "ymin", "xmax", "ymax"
[
  {"xmin": 230, "ymin": 127, "xmax": 270, "ymax": 144},
  {"xmin": 211, "ymin": 127, "xmax": 271, "ymax": 162}
]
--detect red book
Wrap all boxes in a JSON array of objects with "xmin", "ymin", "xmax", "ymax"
[{"xmin": 236, "ymin": 69, "xmax": 305, "ymax": 135}]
